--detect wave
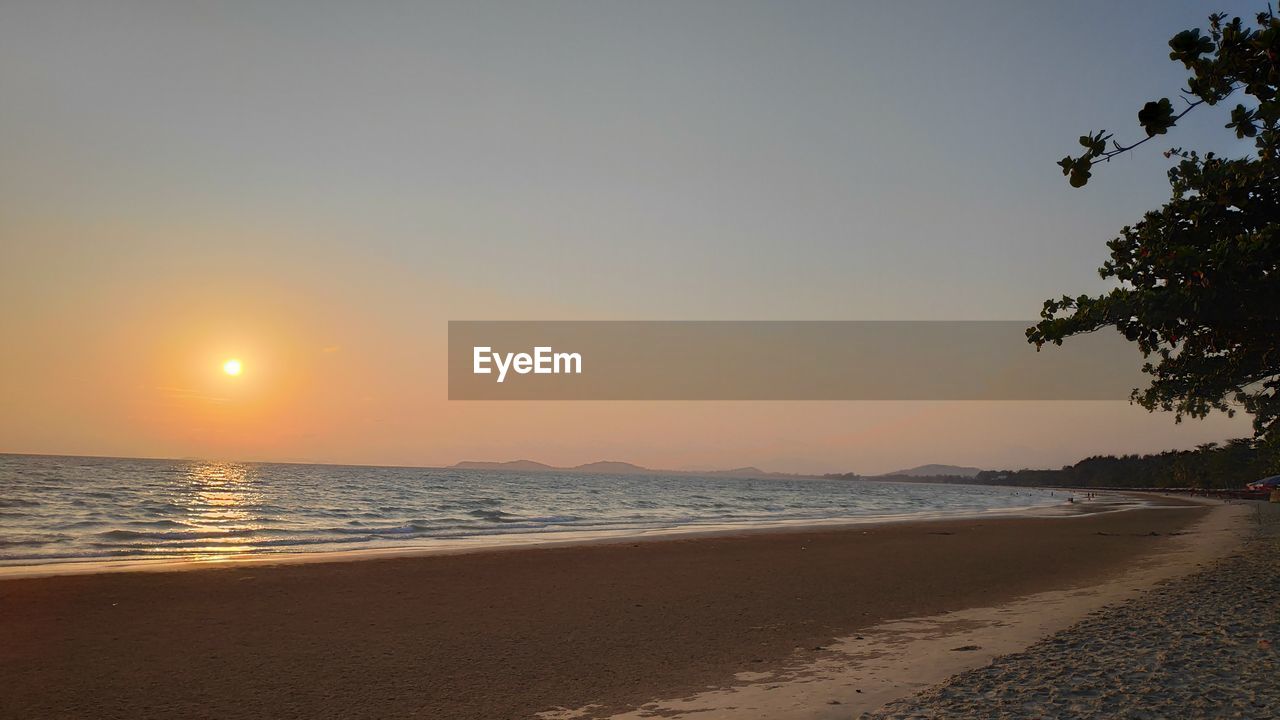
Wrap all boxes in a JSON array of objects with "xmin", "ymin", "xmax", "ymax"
[
  {"xmin": 95, "ymin": 528, "xmax": 259, "ymax": 542},
  {"xmin": 0, "ymin": 456, "xmax": 1064, "ymax": 566},
  {"xmin": 0, "ymin": 534, "xmax": 68, "ymax": 548}
]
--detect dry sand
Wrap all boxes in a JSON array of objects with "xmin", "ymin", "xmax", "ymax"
[
  {"xmin": 575, "ymin": 498, "xmax": 1252, "ymax": 719},
  {"xmin": 0, "ymin": 499, "xmax": 1218, "ymax": 719},
  {"xmin": 866, "ymin": 501, "xmax": 1278, "ymax": 719}
]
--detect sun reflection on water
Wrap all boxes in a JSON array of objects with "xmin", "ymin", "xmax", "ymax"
[
  {"xmin": 0, "ymin": 455, "xmax": 1069, "ymax": 568},
  {"xmin": 179, "ymin": 461, "xmax": 264, "ymax": 560}
]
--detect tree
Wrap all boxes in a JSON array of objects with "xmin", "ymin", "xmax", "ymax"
[{"xmin": 1028, "ymin": 9, "xmax": 1280, "ymax": 446}]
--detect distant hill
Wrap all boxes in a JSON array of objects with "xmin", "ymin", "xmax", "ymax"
[
  {"xmin": 704, "ymin": 466, "xmax": 767, "ymax": 477},
  {"xmin": 452, "ymin": 459, "xmax": 984, "ymax": 482},
  {"xmin": 451, "ymin": 460, "xmax": 557, "ymax": 472},
  {"xmin": 448, "ymin": 459, "xmax": 794, "ymax": 479},
  {"xmin": 570, "ymin": 461, "xmax": 650, "ymax": 474},
  {"xmin": 881, "ymin": 464, "xmax": 983, "ymax": 478}
]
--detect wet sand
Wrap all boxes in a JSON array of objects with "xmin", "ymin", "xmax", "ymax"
[
  {"xmin": 0, "ymin": 502, "xmax": 1211, "ymax": 720},
  {"xmin": 592, "ymin": 499, "xmax": 1249, "ymax": 719}
]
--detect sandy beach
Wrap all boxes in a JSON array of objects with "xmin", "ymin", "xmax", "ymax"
[
  {"xmin": 6, "ymin": 4, "xmax": 1277, "ymax": 719},
  {"xmin": 0, "ymin": 499, "xmax": 1223, "ymax": 720},
  {"xmin": 868, "ymin": 501, "xmax": 1278, "ymax": 719}
]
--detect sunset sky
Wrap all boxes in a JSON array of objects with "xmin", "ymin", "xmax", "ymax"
[{"xmin": 0, "ymin": 0, "xmax": 1258, "ymax": 474}]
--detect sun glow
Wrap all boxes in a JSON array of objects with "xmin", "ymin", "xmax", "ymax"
[{"xmin": 222, "ymin": 358, "xmax": 242, "ymax": 376}]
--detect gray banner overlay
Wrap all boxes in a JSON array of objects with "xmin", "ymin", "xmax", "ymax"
[{"xmin": 448, "ymin": 321, "xmax": 1145, "ymax": 400}]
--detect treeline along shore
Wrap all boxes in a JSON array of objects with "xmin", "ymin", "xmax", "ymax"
[{"xmin": 828, "ymin": 439, "xmax": 1279, "ymax": 491}]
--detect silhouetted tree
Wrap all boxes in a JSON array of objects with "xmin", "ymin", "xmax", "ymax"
[{"xmin": 1028, "ymin": 10, "xmax": 1280, "ymax": 450}]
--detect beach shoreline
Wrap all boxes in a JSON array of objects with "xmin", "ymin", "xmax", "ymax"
[
  {"xmin": 866, "ymin": 500, "xmax": 1275, "ymax": 719},
  {"xmin": 0, "ymin": 489, "xmax": 1147, "ymax": 580},
  {"xmin": 0, "ymin": 455, "xmax": 1078, "ymax": 576},
  {"xmin": 587, "ymin": 497, "xmax": 1253, "ymax": 719},
  {"xmin": 0, "ymin": 494, "xmax": 1232, "ymax": 720}
]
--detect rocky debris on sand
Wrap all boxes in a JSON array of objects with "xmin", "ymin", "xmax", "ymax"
[{"xmin": 865, "ymin": 504, "xmax": 1280, "ymax": 720}]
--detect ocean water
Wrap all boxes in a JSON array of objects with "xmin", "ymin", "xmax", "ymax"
[{"xmin": 0, "ymin": 454, "xmax": 1062, "ymax": 567}]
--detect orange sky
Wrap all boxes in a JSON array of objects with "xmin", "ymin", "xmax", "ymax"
[
  {"xmin": 0, "ymin": 221, "xmax": 1246, "ymax": 474},
  {"xmin": 0, "ymin": 1, "xmax": 1256, "ymax": 474}
]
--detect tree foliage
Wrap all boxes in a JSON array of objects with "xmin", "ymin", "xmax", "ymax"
[
  {"xmin": 967, "ymin": 438, "xmax": 1276, "ymax": 490},
  {"xmin": 859, "ymin": 440, "xmax": 1276, "ymax": 490},
  {"xmin": 1029, "ymin": 9, "xmax": 1280, "ymax": 447}
]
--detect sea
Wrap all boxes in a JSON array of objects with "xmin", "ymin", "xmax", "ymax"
[{"xmin": 0, "ymin": 454, "xmax": 1063, "ymax": 568}]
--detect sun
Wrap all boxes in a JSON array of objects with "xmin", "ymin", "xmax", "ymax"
[{"xmin": 222, "ymin": 358, "xmax": 242, "ymax": 376}]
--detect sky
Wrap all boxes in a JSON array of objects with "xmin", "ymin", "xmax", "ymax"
[{"xmin": 0, "ymin": 0, "xmax": 1263, "ymax": 474}]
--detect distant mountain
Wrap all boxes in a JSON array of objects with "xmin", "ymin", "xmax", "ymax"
[
  {"xmin": 704, "ymin": 466, "xmax": 768, "ymax": 476},
  {"xmin": 451, "ymin": 460, "xmax": 557, "ymax": 471},
  {"xmin": 448, "ymin": 459, "xmax": 794, "ymax": 479},
  {"xmin": 570, "ymin": 461, "xmax": 651, "ymax": 474},
  {"xmin": 452, "ymin": 459, "xmax": 982, "ymax": 481},
  {"xmin": 881, "ymin": 464, "xmax": 983, "ymax": 478}
]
